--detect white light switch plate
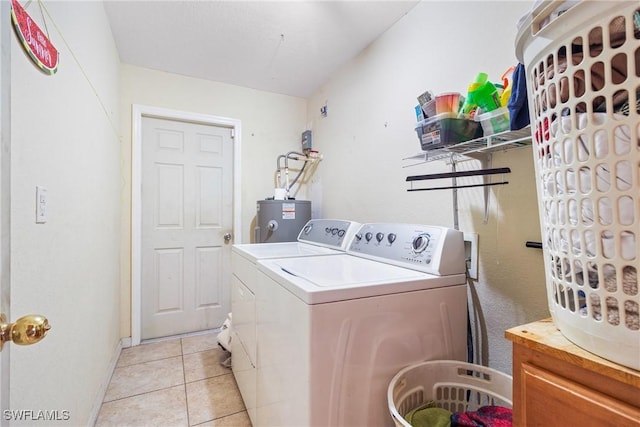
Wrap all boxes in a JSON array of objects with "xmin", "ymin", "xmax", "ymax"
[{"xmin": 36, "ymin": 186, "xmax": 47, "ymax": 223}]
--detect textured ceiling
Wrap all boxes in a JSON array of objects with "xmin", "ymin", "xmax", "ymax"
[{"xmin": 104, "ymin": 1, "xmax": 419, "ymax": 98}]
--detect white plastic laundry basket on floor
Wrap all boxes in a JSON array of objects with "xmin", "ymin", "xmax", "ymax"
[
  {"xmin": 516, "ymin": 1, "xmax": 640, "ymax": 370},
  {"xmin": 387, "ymin": 360, "xmax": 512, "ymax": 427}
]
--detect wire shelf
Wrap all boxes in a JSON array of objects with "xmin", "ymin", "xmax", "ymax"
[{"xmin": 403, "ymin": 126, "xmax": 532, "ymax": 167}]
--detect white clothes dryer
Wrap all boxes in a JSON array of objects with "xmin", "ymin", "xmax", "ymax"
[
  {"xmin": 255, "ymin": 223, "xmax": 468, "ymax": 427},
  {"xmin": 230, "ymin": 219, "xmax": 360, "ymax": 425}
]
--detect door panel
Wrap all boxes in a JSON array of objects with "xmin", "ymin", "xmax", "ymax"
[
  {"xmin": 155, "ymin": 248, "xmax": 184, "ymax": 313},
  {"xmin": 196, "ymin": 166, "xmax": 222, "ymax": 226},
  {"xmin": 195, "ymin": 246, "xmax": 221, "ymax": 307},
  {"xmin": 156, "ymin": 164, "xmax": 183, "ymax": 227},
  {"xmin": 141, "ymin": 116, "xmax": 233, "ymax": 339}
]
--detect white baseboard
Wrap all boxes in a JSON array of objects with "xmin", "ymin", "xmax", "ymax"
[
  {"xmin": 140, "ymin": 329, "xmax": 220, "ymax": 345},
  {"xmin": 87, "ymin": 338, "xmax": 125, "ymax": 426}
]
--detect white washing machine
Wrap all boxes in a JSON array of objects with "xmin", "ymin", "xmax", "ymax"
[
  {"xmin": 230, "ymin": 219, "xmax": 361, "ymax": 425},
  {"xmin": 255, "ymin": 223, "xmax": 468, "ymax": 427}
]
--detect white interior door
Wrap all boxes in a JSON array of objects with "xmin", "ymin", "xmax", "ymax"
[{"xmin": 141, "ymin": 116, "xmax": 233, "ymax": 340}]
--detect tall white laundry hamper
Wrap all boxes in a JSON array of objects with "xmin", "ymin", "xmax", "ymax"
[{"xmin": 516, "ymin": 1, "xmax": 640, "ymax": 370}]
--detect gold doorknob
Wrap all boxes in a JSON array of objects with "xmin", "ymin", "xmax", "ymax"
[{"xmin": 0, "ymin": 313, "xmax": 51, "ymax": 351}]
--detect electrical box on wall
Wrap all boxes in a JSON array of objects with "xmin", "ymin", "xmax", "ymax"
[
  {"xmin": 301, "ymin": 130, "xmax": 312, "ymax": 153},
  {"xmin": 36, "ymin": 186, "xmax": 47, "ymax": 224},
  {"xmin": 464, "ymin": 232, "xmax": 478, "ymax": 279}
]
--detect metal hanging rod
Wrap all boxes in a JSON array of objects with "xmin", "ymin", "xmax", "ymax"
[
  {"xmin": 407, "ymin": 181, "xmax": 509, "ymax": 192},
  {"xmin": 406, "ymin": 167, "xmax": 511, "ymax": 182}
]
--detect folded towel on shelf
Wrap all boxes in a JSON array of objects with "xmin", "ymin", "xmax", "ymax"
[
  {"xmin": 404, "ymin": 401, "xmax": 452, "ymax": 427},
  {"xmin": 451, "ymin": 405, "xmax": 512, "ymax": 427}
]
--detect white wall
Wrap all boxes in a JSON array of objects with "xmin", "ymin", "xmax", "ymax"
[
  {"xmin": 118, "ymin": 65, "xmax": 307, "ymax": 336},
  {"xmin": 10, "ymin": 1, "xmax": 121, "ymax": 424},
  {"xmin": 306, "ymin": 1, "xmax": 549, "ymax": 373}
]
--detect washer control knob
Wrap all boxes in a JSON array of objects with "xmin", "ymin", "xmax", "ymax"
[
  {"xmin": 387, "ymin": 233, "xmax": 397, "ymax": 244},
  {"xmin": 412, "ymin": 234, "xmax": 430, "ymax": 253},
  {"xmin": 331, "ymin": 228, "xmax": 338, "ymax": 235},
  {"xmin": 375, "ymin": 232, "xmax": 384, "ymax": 243},
  {"xmin": 365, "ymin": 232, "xmax": 373, "ymax": 242},
  {"xmin": 303, "ymin": 224, "xmax": 313, "ymax": 234},
  {"xmin": 354, "ymin": 233, "xmax": 362, "ymax": 242},
  {"xmin": 338, "ymin": 229, "xmax": 345, "ymax": 237}
]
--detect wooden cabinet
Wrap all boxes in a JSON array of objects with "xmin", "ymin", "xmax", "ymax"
[{"xmin": 506, "ymin": 319, "xmax": 640, "ymax": 426}]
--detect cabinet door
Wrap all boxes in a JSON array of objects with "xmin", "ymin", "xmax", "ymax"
[
  {"xmin": 231, "ymin": 275, "xmax": 256, "ymax": 364},
  {"xmin": 231, "ymin": 275, "xmax": 257, "ymax": 425},
  {"xmin": 521, "ymin": 363, "xmax": 640, "ymax": 426}
]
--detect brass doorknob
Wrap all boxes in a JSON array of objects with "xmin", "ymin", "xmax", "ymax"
[{"xmin": 0, "ymin": 314, "xmax": 51, "ymax": 351}]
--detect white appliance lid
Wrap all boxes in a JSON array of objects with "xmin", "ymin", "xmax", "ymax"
[
  {"xmin": 232, "ymin": 242, "xmax": 340, "ymax": 263},
  {"xmin": 258, "ymin": 255, "xmax": 465, "ymax": 304}
]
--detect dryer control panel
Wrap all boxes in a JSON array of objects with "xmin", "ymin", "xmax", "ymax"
[
  {"xmin": 297, "ymin": 219, "xmax": 361, "ymax": 250},
  {"xmin": 347, "ymin": 223, "xmax": 465, "ymax": 275}
]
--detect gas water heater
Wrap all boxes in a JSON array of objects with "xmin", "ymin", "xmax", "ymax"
[{"xmin": 255, "ymin": 199, "xmax": 311, "ymax": 243}]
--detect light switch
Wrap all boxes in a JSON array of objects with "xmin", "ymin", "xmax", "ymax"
[{"xmin": 36, "ymin": 186, "xmax": 47, "ymax": 224}]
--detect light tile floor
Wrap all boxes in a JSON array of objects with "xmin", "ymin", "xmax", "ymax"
[{"xmin": 95, "ymin": 331, "xmax": 252, "ymax": 427}]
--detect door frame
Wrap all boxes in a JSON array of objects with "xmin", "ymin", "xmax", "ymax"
[{"xmin": 131, "ymin": 105, "xmax": 242, "ymax": 346}]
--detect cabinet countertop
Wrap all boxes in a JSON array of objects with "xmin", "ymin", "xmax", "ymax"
[{"xmin": 505, "ymin": 318, "xmax": 640, "ymax": 388}]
